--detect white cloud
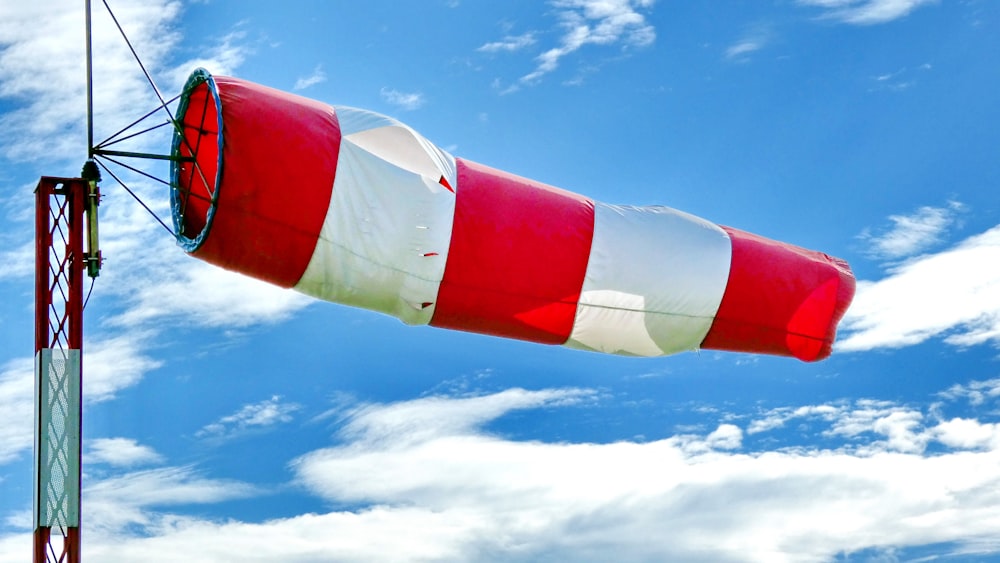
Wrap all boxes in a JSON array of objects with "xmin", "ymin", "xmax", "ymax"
[
  {"xmin": 0, "ymin": 240, "xmax": 33, "ymax": 281},
  {"xmin": 858, "ymin": 201, "xmax": 963, "ymax": 260},
  {"xmin": 478, "ymin": 32, "xmax": 537, "ymax": 53},
  {"xmin": 0, "ymin": 358, "xmax": 34, "ymax": 465},
  {"xmin": 294, "ymin": 64, "xmax": 327, "ymax": 90},
  {"xmin": 0, "ymin": 0, "xmax": 267, "ymax": 330},
  {"xmin": 797, "ymin": 0, "xmax": 938, "ymax": 25},
  {"xmin": 289, "ymin": 389, "xmax": 1000, "ymax": 560},
  {"xmin": 838, "ymin": 223, "xmax": 1000, "ymax": 351},
  {"xmin": 938, "ymin": 377, "xmax": 1000, "ymax": 406},
  {"xmin": 1, "ymin": 509, "xmax": 31, "ymax": 532},
  {"xmin": 338, "ymin": 387, "xmax": 595, "ymax": 445},
  {"xmin": 724, "ymin": 24, "xmax": 771, "ymax": 61},
  {"xmin": 868, "ymin": 65, "xmax": 930, "ymax": 92},
  {"xmin": 84, "ymin": 508, "xmax": 486, "ymax": 563},
  {"xmin": 748, "ymin": 384, "xmax": 1000, "ymax": 456},
  {"xmin": 0, "ymin": 0, "xmax": 187, "ymax": 163},
  {"xmin": 85, "ymin": 437, "xmax": 164, "ymax": 467},
  {"xmin": 748, "ymin": 400, "xmax": 932, "ymax": 454},
  {"xmin": 11, "ymin": 381, "xmax": 984, "ymax": 560},
  {"xmin": 84, "ymin": 465, "xmax": 260, "ymax": 535},
  {"xmin": 0, "ymin": 0, "xmax": 306, "ymax": 473},
  {"xmin": 705, "ymin": 423, "xmax": 743, "ymax": 449},
  {"xmin": 934, "ymin": 418, "xmax": 999, "ymax": 450},
  {"xmin": 379, "ymin": 88, "xmax": 426, "ymax": 111},
  {"xmin": 0, "ymin": 187, "xmax": 307, "ymax": 471},
  {"xmin": 725, "ymin": 40, "xmax": 763, "ymax": 60},
  {"xmin": 836, "ymin": 404, "xmax": 927, "ymax": 454},
  {"xmin": 747, "ymin": 404, "xmax": 841, "ymax": 435},
  {"xmin": 87, "ymin": 466, "xmax": 257, "ymax": 508},
  {"xmin": 196, "ymin": 395, "xmax": 301, "ymax": 439},
  {"xmin": 0, "ymin": 334, "xmax": 163, "ymax": 466},
  {"xmin": 4, "ymin": 386, "xmax": 1000, "ymax": 560},
  {"xmin": 106, "ymin": 256, "xmax": 312, "ymax": 329},
  {"xmin": 511, "ymin": 0, "xmax": 655, "ymax": 88},
  {"xmin": 85, "ymin": 332, "xmax": 164, "ymax": 402},
  {"xmin": 170, "ymin": 28, "xmax": 250, "ymax": 87},
  {"xmin": 65, "ymin": 174, "xmax": 312, "ymax": 332}
]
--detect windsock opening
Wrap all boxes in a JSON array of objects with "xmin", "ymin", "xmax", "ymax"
[
  {"xmin": 170, "ymin": 68, "xmax": 222, "ymax": 252},
  {"xmin": 167, "ymin": 69, "xmax": 341, "ymax": 287}
]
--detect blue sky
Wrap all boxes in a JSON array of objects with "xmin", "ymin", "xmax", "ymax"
[{"xmin": 2, "ymin": 0, "xmax": 1000, "ymax": 560}]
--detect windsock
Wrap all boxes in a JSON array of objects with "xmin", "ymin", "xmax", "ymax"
[{"xmin": 171, "ymin": 68, "xmax": 854, "ymax": 361}]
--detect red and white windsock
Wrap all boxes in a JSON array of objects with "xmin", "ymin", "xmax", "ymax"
[{"xmin": 171, "ymin": 69, "xmax": 855, "ymax": 362}]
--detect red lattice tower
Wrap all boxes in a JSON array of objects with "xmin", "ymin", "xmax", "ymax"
[{"xmin": 34, "ymin": 175, "xmax": 100, "ymax": 563}]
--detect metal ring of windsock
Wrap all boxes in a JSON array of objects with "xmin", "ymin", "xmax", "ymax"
[{"xmin": 170, "ymin": 68, "xmax": 854, "ymax": 361}]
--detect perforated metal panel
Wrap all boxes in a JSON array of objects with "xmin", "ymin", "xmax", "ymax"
[{"xmin": 34, "ymin": 348, "xmax": 81, "ymax": 528}]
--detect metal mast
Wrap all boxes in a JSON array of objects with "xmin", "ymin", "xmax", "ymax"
[{"xmin": 32, "ymin": 1, "xmax": 102, "ymax": 560}]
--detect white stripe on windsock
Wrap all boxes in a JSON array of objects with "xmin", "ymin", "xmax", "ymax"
[
  {"xmin": 294, "ymin": 107, "xmax": 457, "ymax": 325},
  {"xmin": 565, "ymin": 203, "xmax": 732, "ymax": 356}
]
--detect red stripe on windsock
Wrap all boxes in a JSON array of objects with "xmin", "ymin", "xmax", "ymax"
[
  {"xmin": 177, "ymin": 76, "xmax": 340, "ymax": 287},
  {"xmin": 700, "ymin": 227, "xmax": 855, "ymax": 361},
  {"xmin": 431, "ymin": 159, "xmax": 595, "ymax": 344}
]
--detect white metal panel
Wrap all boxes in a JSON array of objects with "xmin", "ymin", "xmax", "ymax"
[
  {"xmin": 566, "ymin": 204, "xmax": 732, "ymax": 356},
  {"xmin": 34, "ymin": 348, "xmax": 80, "ymax": 528}
]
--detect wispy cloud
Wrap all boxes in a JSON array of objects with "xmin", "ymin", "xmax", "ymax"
[
  {"xmin": 5, "ymin": 384, "xmax": 1000, "ymax": 560},
  {"xmin": 335, "ymin": 388, "xmax": 596, "ymax": 445},
  {"xmin": 1, "ymin": 463, "xmax": 260, "ymax": 537},
  {"xmin": 155, "ymin": 387, "xmax": 1000, "ymax": 559},
  {"xmin": 85, "ymin": 437, "xmax": 165, "ymax": 467},
  {"xmin": 85, "ymin": 332, "xmax": 164, "ymax": 402},
  {"xmin": 938, "ymin": 377, "xmax": 1000, "ymax": 407},
  {"xmin": 725, "ymin": 40, "xmax": 764, "ymax": 60},
  {"xmin": 85, "ymin": 465, "xmax": 259, "ymax": 535},
  {"xmin": 869, "ymin": 64, "xmax": 932, "ymax": 92},
  {"xmin": 704, "ymin": 423, "xmax": 743, "ymax": 449},
  {"xmin": 493, "ymin": 0, "xmax": 655, "ymax": 93},
  {"xmin": 527, "ymin": 0, "xmax": 655, "ymax": 82},
  {"xmin": 478, "ymin": 32, "xmax": 537, "ymax": 53},
  {"xmin": 747, "ymin": 404, "xmax": 841, "ymax": 434},
  {"xmin": 839, "ymin": 223, "xmax": 1000, "ymax": 351},
  {"xmin": 196, "ymin": 395, "xmax": 301, "ymax": 439},
  {"xmin": 380, "ymin": 87, "xmax": 426, "ymax": 111},
  {"xmin": 106, "ymin": 257, "xmax": 312, "ymax": 330},
  {"xmin": 0, "ymin": 332, "xmax": 163, "ymax": 465},
  {"xmin": 0, "ymin": 1, "xmax": 175, "ymax": 163},
  {"xmin": 748, "ymin": 384, "xmax": 1000, "ymax": 457},
  {"xmin": 286, "ymin": 387, "xmax": 1000, "ymax": 561},
  {"xmin": 294, "ymin": 64, "xmax": 327, "ymax": 90},
  {"xmin": 0, "ymin": 2, "xmax": 249, "ymax": 164},
  {"xmin": 88, "ymin": 465, "xmax": 258, "ymax": 509},
  {"xmin": 0, "ymin": 358, "xmax": 34, "ymax": 465},
  {"xmin": 749, "ymin": 399, "xmax": 929, "ymax": 453},
  {"xmin": 724, "ymin": 24, "xmax": 771, "ymax": 61},
  {"xmin": 168, "ymin": 28, "xmax": 252, "ymax": 90},
  {"xmin": 0, "ymin": 239, "xmax": 34, "ymax": 281},
  {"xmin": 0, "ymin": 0, "xmax": 305, "ymax": 473},
  {"xmin": 797, "ymin": 0, "xmax": 938, "ymax": 25},
  {"xmin": 858, "ymin": 201, "xmax": 963, "ymax": 260}
]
